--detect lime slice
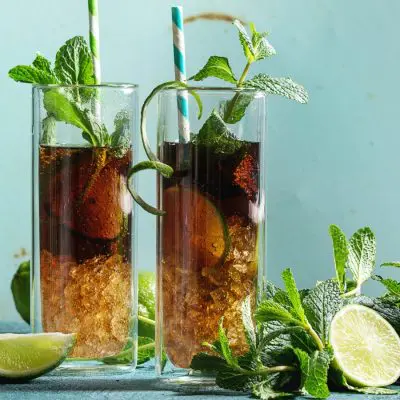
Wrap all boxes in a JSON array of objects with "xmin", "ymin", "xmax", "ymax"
[
  {"xmin": 330, "ymin": 304, "xmax": 400, "ymax": 387},
  {"xmin": 0, "ymin": 333, "xmax": 75, "ymax": 381},
  {"xmin": 162, "ymin": 186, "xmax": 230, "ymax": 268}
]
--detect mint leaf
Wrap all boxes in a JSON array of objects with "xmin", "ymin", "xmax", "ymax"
[
  {"xmin": 8, "ymin": 65, "xmax": 57, "ymax": 84},
  {"xmin": 373, "ymin": 276, "xmax": 400, "ymax": 297},
  {"xmin": 218, "ymin": 318, "xmax": 239, "ymax": 368},
  {"xmin": 251, "ymin": 381, "xmax": 293, "ymax": 399},
  {"xmin": 244, "ymin": 74, "xmax": 309, "ymax": 104},
  {"xmin": 41, "ymin": 115, "xmax": 56, "ymax": 145},
  {"xmin": 101, "ymin": 337, "xmax": 155, "ymax": 365},
  {"xmin": 219, "ymin": 92, "xmax": 254, "ymax": 124},
  {"xmin": 329, "ymin": 225, "xmax": 348, "ymax": 293},
  {"xmin": 111, "ymin": 110, "xmax": 131, "ymax": 157},
  {"xmin": 281, "ymin": 268, "xmax": 307, "ymax": 323},
  {"xmin": 189, "ymin": 56, "xmax": 237, "ymax": 84},
  {"xmin": 347, "ymin": 227, "xmax": 376, "ymax": 294},
  {"xmin": 303, "ymin": 348, "xmax": 333, "ymax": 399},
  {"xmin": 32, "ymin": 54, "xmax": 53, "ymax": 75},
  {"xmin": 233, "ymin": 19, "xmax": 255, "ymax": 62},
  {"xmin": 255, "ymin": 300, "xmax": 302, "ymax": 326},
  {"xmin": 382, "ymin": 262, "xmax": 400, "ymax": 268},
  {"xmin": 43, "ymin": 90, "xmax": 99, "ymax": 144},
  {"xmin": 192, "ymin": 109, "xmax": 243, "ymax": 154},
  {"xmin": 54, "ymin": 36, "xmax": 94, "ymax": 84},
  {"xmin": 241, "ymin": 296, "xmax": 256, "ymax": 353},
  {"xmin": 302, "ymin": 280, "xmax": 342, "ymax": 345},
  {"xmin": 249, "ymin": 23, "xmax": 276, "ymax": 61},
  {"xmin": 293, "ymin": 348, "xmax": 310, "ymax": 388}
]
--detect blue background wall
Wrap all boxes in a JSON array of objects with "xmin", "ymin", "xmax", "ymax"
[{"xmin": 1, "ymin": 0, "xmax": 399, "ymax": 322}]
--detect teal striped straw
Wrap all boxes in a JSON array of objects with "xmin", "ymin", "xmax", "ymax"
[
  {"xmin": 88, "ymin": 0, "xmax": 101, "ymax": 83},
  {"xmin": 171, "ymin": 6, "xmax": 190, "ymax": 143}
]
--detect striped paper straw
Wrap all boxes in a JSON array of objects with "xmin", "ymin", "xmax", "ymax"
[
  {"xmin": 88, "ymin": 0, "xmax": 101, "ymax": 83},
  {"xmin": 172, "ymin": 6, "xmax": 190, "ymax": 143}
]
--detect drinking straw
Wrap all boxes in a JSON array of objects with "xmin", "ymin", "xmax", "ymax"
[
  {"xmin": 88, "ymin": 0, "xmax": 101, "ymax": 84},
  {"xmin": 171, "ymin": 6, "xmax": 190, "ymax": 143}
]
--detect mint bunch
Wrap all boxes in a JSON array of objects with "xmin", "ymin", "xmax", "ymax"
[
  {"xmin": 190, "ymin": 225, "xmax": 400, "ymax": 399},
  {"xmin": 9, "ymin": 36, "xmax": 128, "ymax": 151}
]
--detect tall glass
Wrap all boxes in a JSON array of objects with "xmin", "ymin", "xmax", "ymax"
[
  {"xmin": 32, "ymin": 84, "xmax": 138, "ymax": 373},
  {"xmin": 156, "ymin": 88, "xmax": 266, "ymax": 378}
]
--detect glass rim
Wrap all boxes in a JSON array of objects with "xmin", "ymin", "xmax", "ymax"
[
  {"xmin": 160, "ymin": 86, "xmax": 266, "ymax": 95},
  {"xmin": 32, "ymin": 82, "xmax": 138, "ymax": 89}
]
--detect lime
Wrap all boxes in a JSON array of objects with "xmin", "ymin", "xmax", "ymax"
[
  {"xmin": 330, "ymin": 304, "xmax": 400, "ymax": 387},
  {"xmin": 162, "ymin": 186, "xmax": 229, "ymax": 269},
  {"xmin": 11, "ymin": 260, "xmax": 30, "ymax": 324},
  {"xmin": 0, "ymin": 333, "xmax": 75, "ymax": 381}
]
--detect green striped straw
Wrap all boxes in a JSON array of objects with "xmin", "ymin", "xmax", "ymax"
[
  {"xmin": 88, "ymin": 0, "xmax": 101, "ymax": 84},
  {"xmin": 172, "ymin": 6, "xmax": 190, "ymax": 143}
]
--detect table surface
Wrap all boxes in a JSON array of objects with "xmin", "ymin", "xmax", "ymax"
[{"xmin": 1, "ymin": 322, "xmax": 398, "ymax": 400}]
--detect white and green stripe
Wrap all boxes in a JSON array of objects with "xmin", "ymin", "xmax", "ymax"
[
  {"xmin": 88, "ymin": 0, "xmax": 101, "ymax": 84},
  {"xmin": 172, "ymin": 6, "xmax": 190, "ymax": 143}
]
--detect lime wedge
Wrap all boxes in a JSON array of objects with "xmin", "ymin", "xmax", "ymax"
[
  {"xmin": 0, "ymin": 333, "xmax": 75, "ymax": 381},
  {"xmin": 330, "ymin": 304, "xmax": 400, "ymax": 387}
]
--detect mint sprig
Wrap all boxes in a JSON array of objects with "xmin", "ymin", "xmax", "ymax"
[
  {"xmin": 8, "ymin": 36, "xmax": 113, "ymax": 148},
  {"xmin": 190, "ymin": 225, "xmax": 400, "ymax": 399},
  {"xmin": 188, "ymin": 19, "xmax": 308, "ymax": 118}
]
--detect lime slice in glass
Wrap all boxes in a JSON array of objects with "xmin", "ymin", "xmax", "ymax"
[
  {"xmin": 0, "ymin": 333, "xmax": 75, "ymax": 381},
  {"xmin": 330, "ymin": 304, "xmax": 400, "ymax": 387}
]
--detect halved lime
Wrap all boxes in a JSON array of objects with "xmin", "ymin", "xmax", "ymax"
[
  {"xmin": 330, "ymin": 304, "xmax": 400, "ymax": 387},
  {"xmin": 0, "ymin": 333, "xmax": 75, "ymax": 381}
]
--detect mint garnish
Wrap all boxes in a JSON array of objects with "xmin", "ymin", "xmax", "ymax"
[
  {"xmin": 190, "ymin": 56, "xmax": 237, "ymax": 84},
  {"xmin": 54, "ymin": 36, "xmax": 95, "ymax": 85},
  {"xmin": 9, "ymin": 64, "xmax": 56, "ymax": 84},
  {"xmin": 243, "ymin": 74, "xmax": 308, "ymax": 104},
  {"xmin": 192, "ymin": 110, "xmax": 243, "ymax": 154},
  {"xmin": 8, "ymin": 36, "xmax": 114, "ymax": 148}
]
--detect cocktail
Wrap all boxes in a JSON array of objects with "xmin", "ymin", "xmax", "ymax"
[
  {"xmin": 9, "ymin": 0, "xmax": 139, "ymax": 373},
  {"xmin": 32, "ymin": 83, "xmax": 137, "ymax": 372},
  {"xmin": 157, "ymin": 88, "xmax": 265, "ymax": 369}
]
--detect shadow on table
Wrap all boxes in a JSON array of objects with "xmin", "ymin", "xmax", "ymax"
[{"xmin": 0, "ymin": 376, "xmax": 244, "ymax": 397}]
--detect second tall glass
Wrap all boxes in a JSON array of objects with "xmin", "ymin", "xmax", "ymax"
[{"xmin": 156, "ymin": 88, "xmax": 266, "ymax": 375}]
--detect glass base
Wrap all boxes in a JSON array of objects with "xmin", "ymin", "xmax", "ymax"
[
  {"xmin": 51, "ymin": 359, "xmax": 135, "ymax": 376},
  {"xmin": 155, "ymin": 369, "xmax": 242, "ymax": 396}
]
